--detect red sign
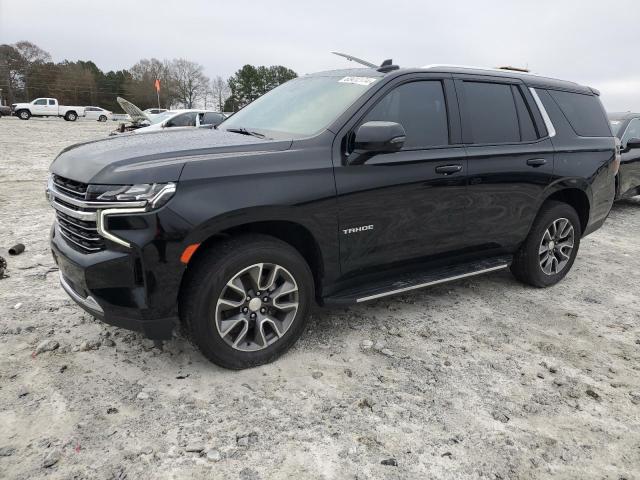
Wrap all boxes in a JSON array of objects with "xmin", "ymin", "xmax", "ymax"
[{"xmin": 154, "ymin": 79, "xmax": 161, "ymax": 92}]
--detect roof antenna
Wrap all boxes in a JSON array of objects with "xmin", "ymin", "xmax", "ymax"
[
  {"xmin": 331, "ymin": 52, "xmax": 377, "ymax": 68},
  {"xmin": 378, "ymin": 59, "xmax": 399, "ymax": 73}
]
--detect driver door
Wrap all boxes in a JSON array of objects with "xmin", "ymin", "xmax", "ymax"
[{"xmin": 333, "ymin": 75, "xmax": 469, "ymax": 275}]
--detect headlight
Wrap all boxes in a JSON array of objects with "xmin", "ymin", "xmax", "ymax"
[{"xmin": 88, "ymin": 182, "xmax": 176, "ymax": 210}]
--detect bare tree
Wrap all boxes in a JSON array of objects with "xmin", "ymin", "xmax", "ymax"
[
  {"xmin": 210, "ymin": 76, "xmax": 230, "ymax": 112},
  {"xmin": 170, "ymin": 58, "xmax": 209, "ymax": 109}
]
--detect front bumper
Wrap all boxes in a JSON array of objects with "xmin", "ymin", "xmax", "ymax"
[{"xmin": 50, "ymin": 212, "xmax": 188, "ymax": 339}]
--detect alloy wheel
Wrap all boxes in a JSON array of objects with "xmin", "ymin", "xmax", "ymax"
[
  {"xmin": 539, "ymin": 217, "xmax": 575, "ymax": 275},
  {"xmin": 215, "ymin": 263, "xmax": 299, "ymax": 352}
]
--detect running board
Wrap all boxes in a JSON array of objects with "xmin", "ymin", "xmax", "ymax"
[{"xmin": 325, "ymin": 256, "xmax": 512, "ymax": 305}]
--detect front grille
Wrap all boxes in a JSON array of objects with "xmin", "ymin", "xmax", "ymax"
[
  {"xmin": 56, "ymin": 211, "xmax": 105, "ymax": 253},
  {"xmin": 51, "ymin": 175, "xmax": 103, "ymax": 254},
  {"xmin": 52, "ymin": 174, "xmax": 88, "ymax": 200}
]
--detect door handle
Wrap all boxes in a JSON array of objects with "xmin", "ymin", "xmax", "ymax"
[
  {"xmin": 435, "ymin": 164, "xmax": 463, "ymax": 175},
  {"xmin": 527, "ymin": 158, "xmax": 547, "ymax": 167}
]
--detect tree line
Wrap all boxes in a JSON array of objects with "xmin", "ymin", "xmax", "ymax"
[{"xmin": 0, "ymin": 41, "xmax": 297, "ymax": 112}]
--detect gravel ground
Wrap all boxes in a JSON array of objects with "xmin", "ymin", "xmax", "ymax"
[{"xmin": 1, "ymin": 116, "xmax": 639, "ymax": 480}]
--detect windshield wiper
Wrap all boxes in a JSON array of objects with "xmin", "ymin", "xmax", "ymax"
[{"xmin": 225, "ymin": 127, "xmax": 267, "ymax": 139}]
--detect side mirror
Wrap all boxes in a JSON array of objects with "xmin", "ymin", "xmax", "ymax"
[
  {"xmin": 354, "ymin": 121, "xmax": 406, "ymax": 154},
  {"xmin": 626, "ymin": 137, "xmax": 640, "ymax": 150}
]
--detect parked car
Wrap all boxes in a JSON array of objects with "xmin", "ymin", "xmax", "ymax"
[
  {"xmin": 85, "ymin": 106, "xmax": 112, "ymax": 122},
  {"xmin": 46, "ymin": 64, "xmax": 617, "ymax": 369},
  {"xmin": 132, "ymin": 109, "xmax": 226, "ymax": 134},
  {"xmin": 0, "ymin": 104, "xmax": 11, "ymax": 117},
  {"xmin": 608, "ymin": 112, "xmax": 640, "ymax": 200},
  {"xmin": 11, "ymin": 98, "xmax": 85, "ymax": 121}
]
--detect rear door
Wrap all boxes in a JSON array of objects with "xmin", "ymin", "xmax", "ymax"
[
  {"xmin": 455, "ymin": 76, "xmax": 555, "ymax": 251},
  {"xmin": 333, "ymin": 73, "xmax": 469, "ymax": 275}
]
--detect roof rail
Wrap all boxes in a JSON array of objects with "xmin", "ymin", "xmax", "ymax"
[{"xmin": 421, "ymin": 64, "xmax": 554, "ymax": 79}]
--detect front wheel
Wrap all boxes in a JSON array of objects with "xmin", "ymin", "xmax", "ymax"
[
  {"xmin": 181, "ymin": 235, "xmax": 314, "ymax": 369},
  {"xmin": 511, "ymin": 200, "xmax": 582, "ymax": 287},
  {"xmin": 17, "ymin": 110, "xmax": 31, "ymax": 120}
]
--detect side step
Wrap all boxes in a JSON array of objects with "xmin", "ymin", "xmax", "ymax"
[{"xmin": 325, "ymin": 256, "xmax": 512, "ymax": 305}]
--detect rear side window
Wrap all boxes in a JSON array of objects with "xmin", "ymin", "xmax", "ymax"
[
  {"xmin": 548, "ymin": 90, "xmax": 610, "ymax": 137},
  {"xmin": 362, "ymin": 81, "xmax": 449, "ymax": 149},
  {"xmin": 463, "ymin": 82, "xmax": 520, "ymax": 143},
  {"xmin": 48, "ymin": 99, "xmax": 55, "ymax": 106}
]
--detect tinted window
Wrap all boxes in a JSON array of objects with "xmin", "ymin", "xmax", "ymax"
[
  {"xmin": 513, "ymin": 87, "xmax": 538, "ymax": 141},
  {"xmin": 621, "ymin": 118, "xmax": 640, "ymax": 146},
  {"xmin": 48, "ymin": 99, "xmax": 55, "ymax": 106},
  {"xmin": 464, "ymin": 82, "xmax": 519, "ymax": 143},
  {"xmin": 202, "ymin": 112, "xmax": 224, "ymax": 126},
  {"xmin": 34, "ymin": 99, "xmax": 47, "ymax": 105},
  {"xmin": 168, "ymin": 112, "xmax": 197, "ymax": 127},
  {"xmin": 549, "ymin": 90, "xmax": 610, "ymax": 137},
  {"xmin": 362, "ymin": 81, "xmax": 448, "ymax": 149}
]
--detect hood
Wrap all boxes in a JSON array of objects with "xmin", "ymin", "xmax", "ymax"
[
  {"xmin": 50, "ymin": 128, "xmax": 292, "ymax": 184},
  {"xmin": 117, "ymin": 97, "xmax": 150, "ymax": 124}
]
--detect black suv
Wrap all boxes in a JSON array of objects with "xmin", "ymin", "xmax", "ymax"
[
  {"xmin": 47, "ymin": 65, "xmax": 617, "ymax": 369},
  {"xmin": 608, "ymin": 112, "xmax": 640, "ymax": 199}
]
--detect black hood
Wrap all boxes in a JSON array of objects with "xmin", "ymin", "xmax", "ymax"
[{"xmin": 50, "ymin": 128, "xmax": 291, "ymax": 184}]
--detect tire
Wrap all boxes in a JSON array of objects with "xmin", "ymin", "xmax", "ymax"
[
  {"xmin": 181, "ymin": 234, "xmax": 314, "ymax": 369},
  {"xmin": 65, "ymin": 111, "xmax": 78, "ymax": 121},
  {"xmin": 511, "ymin": 200, "xmax": 582, "ymax": 287},
  {"xmin": 98, "ymin": 115, "xmax": 107, "ymax": 122},
  {"xmin": 17, "ymin": 110, "xmax": 31, "ymax": 120}
]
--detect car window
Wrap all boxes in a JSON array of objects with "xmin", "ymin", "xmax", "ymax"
[
  {"xmin": 548, "ymin": 90, "xmax": 610, "ymax": 137},
  {"xmin": 48, "ymin": 99, "xmax": 56, "ymax": 106},
  {"xmin": 463, "ymin": 82, "xmax": 520, "ymax": 144},
  {"xmin": 621, "ymin": 118, "xmax": 640, "ymax": 146},
  {"xmin": 34, "ymin": 99, "xmax": 47, "ymax": 105},
  {"xmin": 361, "ymin": 81, "xmax": 449, "ymax": 149},
  {"xmin": 167, "ymin": 112, "xmax": 197, "ymax": 127},
  {"xmin": 201, "ymin": 112, "xmax": 224, "ymax": 126}
]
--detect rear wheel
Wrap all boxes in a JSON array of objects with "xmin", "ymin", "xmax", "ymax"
[
  {"xmin": 181, "ymin": 235, "xmax": 314, "ymax": 369},
  {"xmin": 98, "ymin": 115, "xmax": 107, "ymax": 122},
  {"xmin": 511, "ymin": 200, "xmax": 581, "ymax": 287},
  {"xmin": 65, "ymin": 111, "xmax": 78, "ymax": 121},
  {"xmin": 17, "ymin": 110, "xmax": 31, "ymax": 120}
]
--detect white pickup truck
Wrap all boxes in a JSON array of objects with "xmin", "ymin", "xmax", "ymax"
[{"xmin": 11, "ymin": 98, "xmax": 85, "ymax": 121}]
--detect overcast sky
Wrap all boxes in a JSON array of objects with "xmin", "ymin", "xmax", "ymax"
[{"xmin": 1, "ymin": 0, "xmax": 639, "ymax": 111}]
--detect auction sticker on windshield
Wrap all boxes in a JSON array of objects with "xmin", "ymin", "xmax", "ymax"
[{"xmin": 338, "ymin": 76, "xmax": 378, "ymax": 86}]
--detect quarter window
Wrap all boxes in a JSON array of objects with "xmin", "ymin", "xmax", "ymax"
[
  {"xmin": 48, "ymin": 99, "xmax": 55, "ymax": 106},
  {"xmin": 361, "ymin": 81, "xmax": 449, "ymax": 149},
  {"xmin": 548, "ymin": 90, "xmax": 610, "ymax": 137},
  {"xmin": 463, "ymin": 82, "xmax": 520, "ymax": 144}
]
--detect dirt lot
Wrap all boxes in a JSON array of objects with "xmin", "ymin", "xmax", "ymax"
[{"xmin": 0, "ymin": 115, "xmax": 639, "ymax": 480}]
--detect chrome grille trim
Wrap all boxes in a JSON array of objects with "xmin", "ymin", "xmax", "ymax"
[
  {"xmin": 58, "ymin": 228, "xmax": 104, "ymax": 252},
  {"xmin": 49, "ymin": 185, "xmax": 146, "ymax": 209}
]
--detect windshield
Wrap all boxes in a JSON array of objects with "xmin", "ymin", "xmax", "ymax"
[
  {"xmin": 609, "ymin": 120, "xmax": 623, "ymax": 136},
  {"xmin": 220, "ymin": 75, "xmax": 380, "ymax": 138}
]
